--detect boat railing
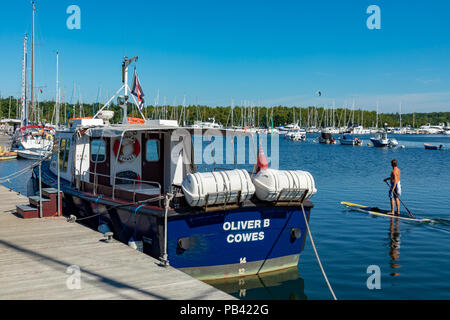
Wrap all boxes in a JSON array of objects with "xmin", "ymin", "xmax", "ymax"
[{"xmin": 80, "ymin": 170, "xmax": 162, "ymax": 203}]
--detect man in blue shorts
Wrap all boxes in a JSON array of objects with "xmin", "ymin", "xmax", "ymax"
[{"xmin": 383, "ymin": 159, "xmax": 401, "ymax": 215}]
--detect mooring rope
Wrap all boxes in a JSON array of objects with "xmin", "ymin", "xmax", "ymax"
[
  {"xmin": 300, "ymin": 203, "xmax": 337, "ymax": 300},
  {"xmin": 0, "ymin": 139, "xmax": 57, "ymax": 184},
  {"xmin": 0, "ymin": 156, "xmax": 49, "ymax": 183}
]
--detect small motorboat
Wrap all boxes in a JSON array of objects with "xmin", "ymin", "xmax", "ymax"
[
  {"xmin": 370, "ymin": 131, "xmax": 397, "ymax": 148},
  {"xmin": 339, "ymin": 135, "xmax": 363, "ymax": 146},
  {"xmin": 286, "ymin": 129, "xmax": 306, "ymax": 141},
  {"xmin": 319, "ymin": 130, "xmax": 336, "ymax": 144},
  {"xmin": 424, "ymin": 143, "xmax": 444, "ymax": 150},
  {"xmin": 0, "ymin": 146, "xmax": 17, "ymax": 161}
]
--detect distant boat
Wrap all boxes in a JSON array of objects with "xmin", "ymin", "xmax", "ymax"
[
  {"xmin": 191, "ymin": 117, "xmax": 223, "ymax": 129},
  {"xmin": 351, "ymin": 125, "xmax": 371, "ymax": 135},
  {"xmin": 339, "ymin": 135, "xmax": 362, "ymax": 146},
  {"xmin": 12, "ymin": 125, "xmax": 54, "ymax": 151},
  {"xmin": 370, "ymin": 131, "xmax": 397, "ymax": 148},
  {"xmin": 17, "ymin": 149, "xmax": 51, "ymax": 160},
  {"xmin": 419, "ymin": 124, "xmax": 443, "ymax": 134},
  {"xmin": 284, "ymin": 126, "xmax": 306, "ymax": 141},
  {"xmin": 424, "ymin": 144, "xmax": 444, "ymax": 150},
  {"xmin": 0, "ymin": 146, "xmax": 17, "ymax": 161},
  {"xmin": 287, "ymin": 130, "xmax": 306, "ymax": 141},
  {"xmin": 319, "ymin": 130, "xmax": 336, "ymax": 144}
]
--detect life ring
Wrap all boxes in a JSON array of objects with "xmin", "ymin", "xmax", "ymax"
[
  {"xmin": 46, "ymin": 134, "xmax": 53, "ymax": 141},
  {"xmin": 113, "ymin": 137, "xmax": 140, "ymax": 162}
]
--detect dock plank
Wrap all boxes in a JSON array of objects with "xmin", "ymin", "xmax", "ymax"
[{"xmin": 0, "ymin": 185, "xmax": 234, "ymax": 300}]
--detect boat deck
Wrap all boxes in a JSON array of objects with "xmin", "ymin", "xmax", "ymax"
[{"xmin": 0, "ymin": 185, "xmax": 234, "ymax": 300}]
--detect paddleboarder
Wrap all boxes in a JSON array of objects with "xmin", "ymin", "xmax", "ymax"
[{"xmin": 383, "ymin": 159, "xmax": 401, "ymax": 215}]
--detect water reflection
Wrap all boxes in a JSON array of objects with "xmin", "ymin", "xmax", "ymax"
[
  {"xmin": 388, "ymin": 218, "xmax": 401, "ymax": 276},
  {"xmin": 205, "ymin": 267, "xmax": 307, "ymax": 300}
]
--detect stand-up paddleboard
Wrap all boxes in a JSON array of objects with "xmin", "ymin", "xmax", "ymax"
[{"xmin": 341, "ymin": 202, "xmax": 432, "ymax": 222}]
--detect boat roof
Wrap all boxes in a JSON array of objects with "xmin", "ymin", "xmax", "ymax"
[
  {"xmin": 86, "ymin": 124, "xmax": 179, "ymax": 137},
  {"xmin": 0, "ymin": 119, "xmax": 22, "ymax": 123},
  {"xmin": 20, "ymin": 125, "xmax": 54, "ymax": 131},
  {"xmin": 77, "ymin": 124, "xmax": 254, "ymax": 138}
]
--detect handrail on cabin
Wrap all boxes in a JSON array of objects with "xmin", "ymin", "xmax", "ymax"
[{"xmin": 80, "ymin": 170, "xmax": 161, "ymax": 201}]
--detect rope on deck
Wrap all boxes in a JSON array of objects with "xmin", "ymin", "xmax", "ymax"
[{"xmin": 301, "ymin": 203, "xmax": 337, "ymax": 300}]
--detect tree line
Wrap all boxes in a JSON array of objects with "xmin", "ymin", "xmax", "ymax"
[{"xmin": 1, "ymin": 97, "xmax": 449, "ymax": 128}]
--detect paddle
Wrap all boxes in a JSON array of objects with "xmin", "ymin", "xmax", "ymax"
[{"xmin": 384, "ymin": 180, "xmax": 416, "ymax": 218}]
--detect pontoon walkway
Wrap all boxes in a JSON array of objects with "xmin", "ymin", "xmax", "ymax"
[{"xmin": 0, "ymin": 185, "xmax": 234, "ymax": 300}]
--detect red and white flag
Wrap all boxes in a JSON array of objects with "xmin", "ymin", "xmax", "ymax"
[{"xmin": 131, "ymin": 68, "xmax": 145, "ymax": 111}]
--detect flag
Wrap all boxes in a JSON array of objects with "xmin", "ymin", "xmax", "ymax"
[
  {"xmin": 40, "ymin": 89, "xmax": 43, "ymax": 94},
  {"xmin": 131, "ymin": 68, "xmax": 145, "ymax": 111}
]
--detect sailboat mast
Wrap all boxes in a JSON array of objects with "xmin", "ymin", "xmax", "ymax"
[
  {"xmin": 30, "ymin": 1, "xmax": 35, "ymax": 123},
  {"xmin": 376, "ymin": 101, "xmax": 379, "ymax": 129},
  {"xmin": 21, "ymin": 34, "xmax": 28, "ymax": 126},
  {"xmin": 231, "ymin": 98, "xmax": 234, "ymax": 127},
  {"xmin": 55, "ymin": 50, "xmax": 59, "ymax": 126}
]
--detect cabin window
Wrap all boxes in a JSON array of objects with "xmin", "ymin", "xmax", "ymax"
[
  {"xmin": 145, "ymin": 140, "xmax": 160, "ymax": 162},
  {"xmin": 59, "ymin": 139, "xmax": 70, "ymax": 172},
  {"xmin": 90, "ymin": 139, "xmax": 106, "ymax": 163}
]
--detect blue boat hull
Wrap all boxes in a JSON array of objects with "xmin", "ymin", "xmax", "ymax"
[{"xmin": 167, "ymin": 206, "xmax": 310, "ymax": 279}]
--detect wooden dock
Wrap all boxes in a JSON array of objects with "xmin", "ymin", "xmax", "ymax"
[{"xmin": 0, "ymin": 184, "xmax": 234, "ymax": 300}]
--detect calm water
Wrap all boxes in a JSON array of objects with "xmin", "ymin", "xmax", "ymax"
[{"xmin": 1, "ymin": 134, "xmax": 450, "ymax": 300}]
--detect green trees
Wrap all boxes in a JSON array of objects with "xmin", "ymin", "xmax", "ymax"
[{"xmin": 0, "ymin": 97, "xmax": 448, "ymax": 128}]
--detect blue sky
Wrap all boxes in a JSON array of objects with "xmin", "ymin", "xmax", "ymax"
[{"xmin": 0, "ymin": 0, "xmax": 449, "ymax": 113}]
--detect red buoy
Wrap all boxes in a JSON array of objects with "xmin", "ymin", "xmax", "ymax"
[{"xmin": 257, "ymin": 145, "xmax": 269, "ymax": 172}]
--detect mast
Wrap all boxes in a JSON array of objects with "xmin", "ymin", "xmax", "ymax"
[
  {"xmin": 55, "ymin": 50, "xmax": 59, "ymax": 126},
  {"xmin": 352, "ymin": 99, "xmax": 355, "ymax": 124},
  {"xmin": 182, "ymin": 94, "xmax": 186, "ymax": 126},
  {"xmin": 231, "ymin": 98, "xmax": 234, "ymax": 127},
  {"xmin": 361, "ymin": 109, "xmax": 364, "ymax": 127},
  {"xmin": 293, "ymin": 106, "xmax": 295, "ymax": 125},
  {"xmin": 120, "ymin": 56, "xmax": 138, "ymax": 123},
  {"xmin": 376, "ymin": 101, "xmax": 379, "ymax": 129},
  {"xmin": 331, "ymin": 99, "xmax": 336, "ymax": 129},
  {"xmin": 299, "ymin": 107, "xmax": 302, "ymax": 127},
  {"xmin": 30, "ymin": 1, "xmax": 35, "ymax": 123},
  {"xmin": 21, "ymin": 34, "xmax": 28, "ymax": 126}
]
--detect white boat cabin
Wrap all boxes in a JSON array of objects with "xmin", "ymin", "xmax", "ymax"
[{"xmin": 49, "ymin": 118, "xmax": 194, "ymax": 200}]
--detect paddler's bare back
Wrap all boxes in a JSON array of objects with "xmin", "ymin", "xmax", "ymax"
[{"xmin": 391, "ymin": 167, "xmax": 401, "ymax": 184}]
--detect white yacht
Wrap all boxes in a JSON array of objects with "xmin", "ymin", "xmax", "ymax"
[
  {"xmin": 191, "ymin": 117, "xmax": 223, "ymax": 129},
  {"xmin": 419, "ymin": 124, "xmax": 443, "ymax": 134}
]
